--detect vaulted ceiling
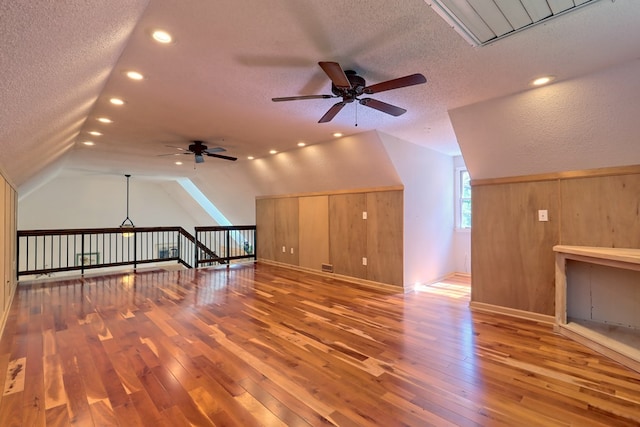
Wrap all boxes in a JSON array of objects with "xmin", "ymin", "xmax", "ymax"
[{"xmin": 2, "ymin": 0, "xmax": 640, "ymax": 190}]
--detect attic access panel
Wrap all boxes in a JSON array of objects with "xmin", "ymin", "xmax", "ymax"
[{"xmin": 426, "ymin": 0, "xmax": 600, "ymax": 46}]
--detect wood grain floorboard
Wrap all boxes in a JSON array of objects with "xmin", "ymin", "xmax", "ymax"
[{"xmin": 1, "ymin": 263, "xmax": 640, "ymax": 426}]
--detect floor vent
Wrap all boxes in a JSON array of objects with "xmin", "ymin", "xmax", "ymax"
[{"xmin": 321, "ymin": 263, "xmax": 333, "ymax": 273}]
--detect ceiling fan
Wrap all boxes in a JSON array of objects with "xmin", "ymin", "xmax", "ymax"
[
  {"xmin": 272, "ymin": 61, "xmax": 427, "ymax": 123},
  {"xmin": 163, "ymin": 140, "xmax": 237, "ymax": 163}
]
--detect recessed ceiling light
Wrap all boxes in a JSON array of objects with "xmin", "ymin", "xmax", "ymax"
[
  {"xmin": 97, "ymin": 117, "xmax": 113, "ymax": 123},
  {"xmin": 297, "ymin": 142, "xmax": 306, "ymax": 147},
  {"xmin": 269, "ymin": 150, "xmax": 277, "ymax": 155},
  {"xmin": 247, "ymin": 156, "xmax": 255, "ymax": 160},
  {"xmin": 152, "ymin": 30, "xmax": 173, "ymax": 44},
  {"xmin": 83, "ymin": 141, "xmax": 95, "ymax": 146},
  {"xmin": 333, "ymin": 132, "xmax": 343, "ymax": 138},
  {"xmin": 110, "ymin": 97, "xmax": 125, "ymax": 105},
  {"xmin": 531, "ymin": 75, "xmax": 555, "ymax": 86},
  {"xmin": 175, "ymin": 161, "xmax": 183, "ymax": 165},
  {"xmin": 88, "ymin": 131, "xmax": 102, "ymax": 136},
  {"xmin": 126, "ymin": 71, "xmax": 144, "ymax": 80}
]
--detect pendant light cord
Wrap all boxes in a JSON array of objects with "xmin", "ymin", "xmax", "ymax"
[{"xmin": 120, "ymin": 174, "xmax": 135, "ymax": 227}]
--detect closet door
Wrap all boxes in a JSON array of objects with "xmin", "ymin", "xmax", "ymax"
[
  {"xmin": 274, "ymin": 197, "xmax": 299, "ymax": 265},
  {"xmin": 366, "ymin": 191, "xmax": 403, "ymax": 286},
  {"xmin": 329, "ymin": 193, "xmax": 367, "ymax": 279},
  {"xmin": 256, "ymin": 198, "xmax": 276, "ymax": 261},
  {"xmin": 298, "ymin": 196, "xmax": 329, "ymax": 271}
]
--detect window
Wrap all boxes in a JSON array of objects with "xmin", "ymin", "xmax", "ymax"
[{"xmin": 456, "ymin": 168, "xmax": 471, "ymax": 229}]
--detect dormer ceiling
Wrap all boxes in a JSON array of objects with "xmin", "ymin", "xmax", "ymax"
[{"xmin": 428, "ymin": 0, "xmax": 600, "ymax": 45}]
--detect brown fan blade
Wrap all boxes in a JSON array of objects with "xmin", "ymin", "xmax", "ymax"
[
  {"xmin": 272, "ymin": 95, "xmax": 334, "ymax": 102},
  {"xmin": 205, "ymin": 152, "xmax": 237, "ymax": 161},
  {"xmin": 318, "ymin": 61, "xmax": 351, "ymax": 88},
  {"xmin": 363, "ymin": 73, "xmax": 426, "ymax": 94},
  {"xmin": 318, "ymin": 101, "xmax": 346, "ymax": 123},
  {"xmin": 359, "ymin": 98, "xmax": 406, "ymax": 116}
]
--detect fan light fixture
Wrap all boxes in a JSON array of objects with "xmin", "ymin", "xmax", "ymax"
[{"xmin": 120, "ymin": 174, "xmax": 135, "ymax": 236}]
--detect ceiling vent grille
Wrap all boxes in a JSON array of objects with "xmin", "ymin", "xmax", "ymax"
[{"xmin": 425, "ymin": 0, "xmax": 601, "ymax": 46}]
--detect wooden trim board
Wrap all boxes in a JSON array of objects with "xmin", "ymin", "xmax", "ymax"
[
  {"xmin": 470, "ymin": 301, "xmax": 555, "ymax": 325},
  {"xmin": 472, "ymin": 164, "xmax": 640, "ymax": 186},
  {"xmin": 256, "ymin": 185, "xmax": 404, "ymax": 200},
  {"xmin": 557, "ymin": 322, "xmax": 640, "ymax": 374},
  {"xmin": 257, "ymin": 259, "xmax": 404, "ymax": 293}
]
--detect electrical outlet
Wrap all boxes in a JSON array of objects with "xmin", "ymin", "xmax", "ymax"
[
  {"xmin": 362, "ymin": 257, "xmax": 367, "ymax": 266},
  {"xmin": 362, "ymin": 211, "xmax": 367, "ymax": 220},
  {"xmin": 290, "ymin": 247, "xmax": 294, "ymax": 254},
  {"xmin": 538, "ymin": 210, "xmax": 548, "ymax": 222},
  {"xmin": 282, "ymin": 246, "xmax": 286, "ymax": 252}
]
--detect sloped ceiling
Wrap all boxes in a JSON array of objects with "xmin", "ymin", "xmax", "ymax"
[
  {"xmin": 451, "ymin": 59, "xmax": 640, "ymax": 180},
  {"xmin": 2, "ymin": 0, "xmax": 640, "ymax": 190}
]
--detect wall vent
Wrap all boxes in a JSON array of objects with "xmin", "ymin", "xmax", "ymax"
[{"xmin": 321, "ymin": 263, "xmax": 334, "ymax": 273}]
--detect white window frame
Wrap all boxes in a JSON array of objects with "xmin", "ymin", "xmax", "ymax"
[{"xmin": 455, "ymin": 167, "xmax": 471, "ymax": 231}]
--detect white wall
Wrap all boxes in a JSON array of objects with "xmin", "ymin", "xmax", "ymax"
[
  {"xmin": 379, "ymin": 132, "xmax": 457, "ymax": 285},
  {"xmin": 243, "ymin": 130, "xmax": 403, "ymax": 196},
  {"xmin": 450, "ymin": 59, "xmax": 640, "ymax": 180},
  {"xmin": 18, "ymin": 174, "xmax": 208, "ymax": 232},
  {"xmin": 19, "ymin": 131, "xmax": 465, "ymax": 286}
]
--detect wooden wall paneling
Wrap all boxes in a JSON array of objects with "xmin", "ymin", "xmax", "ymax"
[
  {"xmin": 329, "ymin": 193, "xmax": 367, "ymax": 279},
  {"xmin": 11, "ymin": 188, "xmax": 16, "ymax": 288},
  {"xmin": 471, "ymin": 181, "xmax": 560, "ymax": 315},
  {"xmin": 0, "ymin": 179, "xmax": 5, "ymax": 312},
  {"xmin": 298, "ymin": 196, "xmax": 329, "ymax": 271},
  {"xmin": 560, "ymin": 174, "xmax": 640, "ymax": 248},
  {"xmin": 274, "ymin": 197, "xmax": 299, "ymax": 265},
  {"xmin": 365, "ymin": 191, "xmax": 403, "ymax": 287},
  {"xmin": 255, "ymin": 198, "xmax": 276, "ymax": 261}
]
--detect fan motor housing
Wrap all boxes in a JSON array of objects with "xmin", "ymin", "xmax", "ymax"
[
  {"xmin": 188, "ymin": 141, "xmax": 206, "ymax": 154},
  {"xmin": 331, "ymin": 70, "xmax": 365, "ymax": 101}
]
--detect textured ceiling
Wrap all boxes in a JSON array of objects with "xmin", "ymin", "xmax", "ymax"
[{"xmin": 2, "ymin": 0, "xmax": 640, "ymax": 189}]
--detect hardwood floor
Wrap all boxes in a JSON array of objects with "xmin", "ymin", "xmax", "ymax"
[{"xmin": 1, "ymin": 263, "xmax": 640, "ymax": 426}]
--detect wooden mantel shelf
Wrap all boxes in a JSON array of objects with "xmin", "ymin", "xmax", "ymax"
[
  {"xmin": 553, "ymin": 245, "xmax": 640, "ymax": 265},
  {"xmin": 554, "ymin": 245, "xmax": 640, "ymax": 373}
]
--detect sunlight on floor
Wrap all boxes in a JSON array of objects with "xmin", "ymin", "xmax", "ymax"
[{"xmin": 414, "ymin": 278, "xmax": 470, "ymax": 299}]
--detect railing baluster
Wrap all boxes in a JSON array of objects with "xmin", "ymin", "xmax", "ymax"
[{"xmin": 17, "ymin": 225, "xmax": 256, "ymax": 277}]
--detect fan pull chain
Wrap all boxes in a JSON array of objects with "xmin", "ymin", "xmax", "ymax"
[{"xmin": 355, "ymin": 101, "xmax": 358, "ymax": 127}]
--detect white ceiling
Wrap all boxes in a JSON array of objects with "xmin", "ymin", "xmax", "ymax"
[{"xmin": 2, "ymin": 0, "xmax": 640, "ymax": 189}]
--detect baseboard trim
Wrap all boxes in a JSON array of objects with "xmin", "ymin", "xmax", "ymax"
[
  {"xmin": 469, "ymin": 301, "xmax": 555, "ymax": 325},
  {"xmin": 256, "ymin": 259, "xmax": 404, "ymax": 293}
]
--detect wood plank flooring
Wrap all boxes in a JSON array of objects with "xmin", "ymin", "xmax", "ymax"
[{"xmin": 1, "ymin": 263, "xmax": 640, "ymax": 426}]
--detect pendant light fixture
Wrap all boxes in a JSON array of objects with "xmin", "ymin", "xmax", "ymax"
[{"xmin": 120, "ymin": 174, "xmax": 135, "ymax": 235}]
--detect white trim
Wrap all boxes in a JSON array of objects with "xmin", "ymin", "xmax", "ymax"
[{"xmin": 454, "ymin": 167, "xmax": 471, "ymax": 230}]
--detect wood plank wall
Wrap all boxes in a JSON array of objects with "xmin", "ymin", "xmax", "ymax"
[
  {"xmin": 471, "ymin": 165, "xmax": 640, "ymax": 316},
  {"xmin": 256, "ymin": 187, "xmax": 404, "ymax": 288},
  {"xmin": 298, "ymin": 196, "xmax": 330, "ymax": 270},
  {"xmin": 0, "ymin": 175, "xmax": 17, "ymax": 336}
]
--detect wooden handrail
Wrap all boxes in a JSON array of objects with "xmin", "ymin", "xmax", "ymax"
[{"xmin": 17, "ymin": 225, "xmax": 256, "ymax": 277}]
